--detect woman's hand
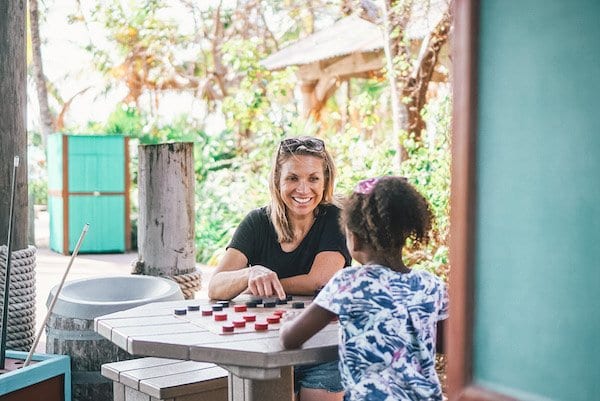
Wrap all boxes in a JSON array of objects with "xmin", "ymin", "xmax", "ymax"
[{"xmin": 248, "ymin": 265, "xmax": 286, "ymax": 299}]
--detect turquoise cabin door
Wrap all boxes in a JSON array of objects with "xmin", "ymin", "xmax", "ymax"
[{"xmin": 47, "ymin": 134, "xmax": 130, "ymax": 254}]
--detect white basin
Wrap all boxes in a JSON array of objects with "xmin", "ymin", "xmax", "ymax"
[{"xmin": 47, "ymin": 276, "xmax": 184, "ymax": 319}]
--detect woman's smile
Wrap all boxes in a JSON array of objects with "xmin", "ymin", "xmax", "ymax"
[
  {"xmin": 279, "ymin": 155, "xmax": 325, "ymax": 218},
  {"xmin": 292, "ymin": 196, "xmax": 312, "ymax": 204}
]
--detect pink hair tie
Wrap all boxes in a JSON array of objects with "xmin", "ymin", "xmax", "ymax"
[{"xmin": 355, "ymin": 177, "xmax": 379, "ymax": 194}]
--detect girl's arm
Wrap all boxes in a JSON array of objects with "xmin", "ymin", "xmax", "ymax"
[
  {"xmin": 280, "ymin": 303, "xmax": 336, "ymax": 349},
  {"xmin": 279, "ymin": 251, "xmax": 345, "ymax": 295}
]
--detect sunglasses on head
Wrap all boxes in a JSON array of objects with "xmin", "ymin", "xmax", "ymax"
[{"xmin": 279, "ymin": 137, "xmax": 325, "ymax": 153}]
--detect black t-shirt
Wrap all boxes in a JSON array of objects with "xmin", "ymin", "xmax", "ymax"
[{"xmin": 228, "ymin": 204, "xmax": 351, "ymax": 279}]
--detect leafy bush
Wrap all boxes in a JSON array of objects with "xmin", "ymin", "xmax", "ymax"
[{"xmin": 400, "ymin": 93, "xmax": 451, "ymax": 279}]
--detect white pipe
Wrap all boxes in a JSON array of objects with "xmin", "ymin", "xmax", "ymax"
[{"xmin": 23, "ymin": 223, "xmax": 89, "ymax": 367}]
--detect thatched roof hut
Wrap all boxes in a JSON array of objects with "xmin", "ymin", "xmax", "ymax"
[{"xmin": 261, "ymin": 0, "xmax": 449, "ymax": 118}]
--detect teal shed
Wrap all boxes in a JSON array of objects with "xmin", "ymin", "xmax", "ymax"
[{"xmin": 47, "ymin": 134, "xmax": 131, "ymax": 254}]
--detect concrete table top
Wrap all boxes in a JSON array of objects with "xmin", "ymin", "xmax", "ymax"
[{"xmin": 94, "ymin": 295, "xmax": 340, "ymax": 401}]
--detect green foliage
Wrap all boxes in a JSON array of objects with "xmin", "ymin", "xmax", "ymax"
[
  {"xmin": 29, "ymin": 179, "xmax": 48, "ymax": 205},
  {"xmin": 400, "ymin": 94, "xmax": 452, "ymax": 279},
  {"xmin": 221, "ymin": 39, "xmax": 298, "ymax": 138},
  {"xmin": 105, "ymin": 104, "xmax": 144, "ymax": 135}
]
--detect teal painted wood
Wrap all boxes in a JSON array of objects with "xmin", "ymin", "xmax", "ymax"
[
  {"xmin": 48, "ymin": 134, "xmax": 65, "ymax": 253},
  {"xmin": 48, "ymin": 196, "xmax": 64, "ymax": 254},
  {"xmin": 46, "ymin": 134, "xmax": 128, "ymax": 253},
  {"xmin": 47, "ymin": 133, "xmax": 64, "ymax": 191},
  {"xmin": 474, "ymin": 1, "xmax": 600, "ymax": 400},
  {"xmin": 0, "ymin": 350, "xmax": 71, "ymax": 400},
  {"xmin": 68, "ymin": 135, "xmax": 125, "ymax": 192},
  {"xmin": 69, "ymin": 195, "xmax": 125, "ymax": 252}
]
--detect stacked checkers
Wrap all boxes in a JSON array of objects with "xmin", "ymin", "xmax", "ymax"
[
  {"xmin": 233, "ymin": 319, "xmax": 246, "ymax": 328},
  {"xmin": 266, "ymin": 315, "xmax": 280, "ymax": 324},
  {"xmin": 188, "ymin": 295, "xmax": 312, "ymax": 335},
  {"xmin": 242, "ymin": 314, "xmax": 256, "ymax": 322},
  {"xmin": 254, "ymin": 322, "xmax": 268, "ymax": 331},
  {"xmin": 234, "ymin": 305, "xmax": 247, "ymax": 313},
  {"xmin": 214, "ymin": 313, "xmax": 228, "ymax": 321}
]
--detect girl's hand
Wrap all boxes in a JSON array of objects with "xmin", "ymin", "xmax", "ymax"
[
  {"xmin": 280, "ymin": 310, "xmax": 303, "ymax": 324},
  {"xmin": 279, "ymin": 303, "xmax": 336, "ymax": 349},
  {"xmin": 248, "ymin": 265, "xmax": 286, "ymax": 299}
]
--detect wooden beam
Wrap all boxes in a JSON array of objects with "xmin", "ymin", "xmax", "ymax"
[
  {"xmin": 448, "ymin": 0, "xmax": 478, "ymax": 397},
  {"xmin": 0, "ymin": 0, "xmax": 27, "ymax": 250},
  {"xmin": 297, "ymin": 51, "xmax": 384, "ymax": 81}
]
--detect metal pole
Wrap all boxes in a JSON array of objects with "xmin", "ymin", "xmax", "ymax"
[
  {"xmin": 23, "ymin": 223, "xmax": 89, "ymax": 367},
  {"xmin": 0, "ymin": 156, "xmax": 20, "ymax": 369}
]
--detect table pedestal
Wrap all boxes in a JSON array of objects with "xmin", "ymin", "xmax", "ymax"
[{"xmin": 227, "ymin": 366, "xmax": 293, "ymax": 401}]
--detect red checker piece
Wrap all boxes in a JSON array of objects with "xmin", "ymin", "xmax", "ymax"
[
  {"xmin": 214, "ymin": 312, "xmax": 228, "ymax": 321},
  {"xmin": 222, "ymin": 324, "xmax": 235, "ymax": 333},
  {"xmin": 273, "ymin": 309, "xmax": 285, "ymax": 317},
  {"xmin": 266, "ymin": 316, "xmax": 280, "ymax": 324},
  {"xmin": 233, "ymin": 319, "xmax": 246, "ymax": 328},
  {"xmin": 234, "ymin": 305, "xmax": 247, "ymax": 313},
  {"xmin": 242, "ymin": 313, "xmax": 256, "ymax": 322},
  {"xmin": 254, "ymin": 322, "xmax": 269, "ymax": 331},
  {"xmin": 201, "ymin": 309, "xmax": 213, "ymax": 316}
]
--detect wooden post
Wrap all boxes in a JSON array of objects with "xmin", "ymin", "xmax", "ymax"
[
  {"xmin": 136, "ymin": 143, "xmax": 198, "ymax": 297},
  {"xmin": 0, "ymin": 0, "xmax": 27, "ymax": 251}
]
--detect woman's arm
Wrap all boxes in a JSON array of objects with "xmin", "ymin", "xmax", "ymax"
[
  {"xmin": 280, "ymin": 303, "xmax": 336, "ymax": 349},
  {"xmin": 208, "ymin": 248, "xmax": 251, "ymax": 300},
  {"xmin": 208, "ymin": 248, "xmax": 287, "ymax": 300},
  {"xmin": 280, "ymin": 251, "xmax": 345, "ymax": 295}
]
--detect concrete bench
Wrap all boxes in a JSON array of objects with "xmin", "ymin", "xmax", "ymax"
[{"xmin": 102, "ymin": 357, "xmax": 228, "ymax": 401}]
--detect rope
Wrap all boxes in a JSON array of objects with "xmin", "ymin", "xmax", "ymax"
[
  {"xmin": 0, "ymin": 245, "xmax": 36, "ymax": 351},
  {"xmin": 168, "ymin": 271, "xmax": 202, "ymax": 300},
  {"xmin": 131, "ymin": 259, "xmax": 202, "ymax": 300}
]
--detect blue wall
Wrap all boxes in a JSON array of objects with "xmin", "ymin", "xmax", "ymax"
[{"xmin": 473, "ymin": 1, "xmax": 600, "ymax": 400}]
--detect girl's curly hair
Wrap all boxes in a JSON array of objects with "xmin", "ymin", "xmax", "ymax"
[{"xmin": 340, "ymin": 176, "xmax": 433, "ymax": 256}]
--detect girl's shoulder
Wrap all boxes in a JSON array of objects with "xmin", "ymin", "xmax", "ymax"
[
  {"xmin": 411, "ymin": 268, "xmax": 445, "ymax": 285},
  {"xmin": 333, "ymin": 265, "xmax": 386, "ymax": 285}
]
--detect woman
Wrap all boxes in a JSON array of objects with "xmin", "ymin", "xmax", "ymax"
[{"xmin": 208, "ymin": 136, "xmax": 351, "ymax": 401}]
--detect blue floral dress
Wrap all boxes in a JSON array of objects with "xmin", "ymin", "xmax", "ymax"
[{"xmin": 314, "ymin": 265, "xmax": 449, "ymax": 401}]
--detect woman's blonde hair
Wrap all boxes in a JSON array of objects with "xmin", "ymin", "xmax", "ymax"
[{"xmin": 268, "ymin": 137, "xmax": 336, "ymax": 243}]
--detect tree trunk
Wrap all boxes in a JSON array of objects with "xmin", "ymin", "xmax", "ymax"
[
  {"xmin": 0, "ymin": 0, "xmax": 28, "ymax": 251},
  {"xmin": 402, "ymin": 9, "xmax": 451, "ymax": 140},
  {"xmin": 28, "ymin": 0, "xmax": 53, "ymax": 147},
  {"xmin": 136, "ymin": 143, "xmax": 196, "ymax": 278},
  {"xmin": 380, "ymin": 0, "xmax": 407, "ymax": 168}
]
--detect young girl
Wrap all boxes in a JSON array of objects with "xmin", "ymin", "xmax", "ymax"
[{"xmin": 280, "ymin": 176, "xmax": 448, "ymax": 401}]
